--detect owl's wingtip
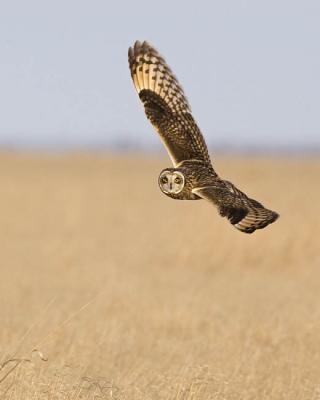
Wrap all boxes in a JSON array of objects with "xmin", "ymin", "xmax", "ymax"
[
  {"xmin": 272, "ymin": 210, "xmax": 280, "ymax": 223},
  {"xmin": 142, "ymin": 40, "xmax": 152, "ymax": 50},
  {"xmin": 133, "ymin": 40, "xmax": 142, "ymax": 52},
  {"xmin": 130, "ymin": 40, "xmax": 155, "ymax": 55}
]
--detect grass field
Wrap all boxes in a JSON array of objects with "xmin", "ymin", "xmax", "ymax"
[{"xmin": 0, "ymin": 153, "xmax": 319, "ymax": 399}]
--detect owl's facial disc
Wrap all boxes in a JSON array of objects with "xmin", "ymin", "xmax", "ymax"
[{"xmin": 159, "ymin": 170, "xmax": 185, "ymax": 194}]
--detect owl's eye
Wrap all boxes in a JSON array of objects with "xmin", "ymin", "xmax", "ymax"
[
  {"xmin": 161, "ymin": 176, "xmax": 168, "ymax": 184},
  {"xmin": 175, "ymin": 177, "xmax": 182, "ymax": 184}
]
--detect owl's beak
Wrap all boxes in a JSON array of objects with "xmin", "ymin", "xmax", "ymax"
[{"xmin": 169, "ymin": 183, "xmax": 173, "ymax": 191}]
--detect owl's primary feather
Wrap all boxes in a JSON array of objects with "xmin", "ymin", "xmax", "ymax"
[
  {"xmin": 192, "ymin": 182, "xmax": 279, "ymax": 234},
  {"xmin": 128, "ymin": 41, "xmax": 211, "ymax": 167},
  {"xmin": 128, "ymin": 40, "xmax": 279, "ymax": 234}
]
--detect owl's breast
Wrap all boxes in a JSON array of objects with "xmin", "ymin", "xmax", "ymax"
[{"xmin": 163, "ymin": 188, "xmax": 201, "ymax": 201}]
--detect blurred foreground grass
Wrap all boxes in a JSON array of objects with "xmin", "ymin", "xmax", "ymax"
[{"xmin": 0, "ymin": 153, "xmax": 319, "ymax": 399}]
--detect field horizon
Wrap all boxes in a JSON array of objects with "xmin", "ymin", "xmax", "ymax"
[{"xmin": 0, "ymin": 153, "xmax": 319, "ymax": 399}]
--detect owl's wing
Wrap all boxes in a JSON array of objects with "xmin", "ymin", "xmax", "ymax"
[
  {"xmin": 193, "ymin": 181, "xmax": 279, "ymax": 234},
  {"xmin": 128, "ymin": 41, "xmax": 211, "ymax": 167}
]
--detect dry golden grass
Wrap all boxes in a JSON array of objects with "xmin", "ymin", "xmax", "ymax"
[{"xmin": 0, "ymin": 153, "xmax": 319, "ymax": 399}]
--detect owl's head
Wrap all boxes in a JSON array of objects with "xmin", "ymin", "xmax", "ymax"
[{"xmin": 158, "ymin": 169, "xmax": 185, "ymax": 195}]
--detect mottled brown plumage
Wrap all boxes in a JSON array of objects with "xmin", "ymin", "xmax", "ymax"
[{"xmin": 128, "ymin": 40, "xmax": 279, "ymax": 233}]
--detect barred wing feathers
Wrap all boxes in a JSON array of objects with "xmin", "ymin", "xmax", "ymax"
[
  {"xmin": 193, "ymin": 181, "xmax": 279, "ymax": 234},
  {"xmin": 128, "ymin": 41, "xmax": 211, "ymax": 167}
]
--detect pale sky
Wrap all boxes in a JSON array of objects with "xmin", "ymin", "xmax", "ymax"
[{"xmin": 0, "ymin": 0, "xmax": 319, "ymax": 150}]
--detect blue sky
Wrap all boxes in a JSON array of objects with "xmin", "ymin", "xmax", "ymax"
[{"xmin": 0, "ymin": 0, "xmax": 319, "ymax": 150}]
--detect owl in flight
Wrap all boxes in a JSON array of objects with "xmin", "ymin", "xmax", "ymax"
[{"xmin": 128, "ymin": 41, "xmax": 279, "ymax": 233}]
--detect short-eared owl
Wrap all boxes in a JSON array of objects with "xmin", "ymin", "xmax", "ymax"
[{"xmin": 128, "ymin": 41, "xmax": 279, "ymax": 233}]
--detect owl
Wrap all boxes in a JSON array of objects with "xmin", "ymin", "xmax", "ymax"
[{"xmin": 128, "ymin": 41, "xmax": 279, "ymax": 233}]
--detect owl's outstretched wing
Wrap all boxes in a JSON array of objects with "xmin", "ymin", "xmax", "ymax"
[
  {"xmin": 128, "ymin": 41, "xmax": 211, "ymax": 167},
  {"xmin": 193, "ymin": 181, "xmax": 279, "ymax": 234}
]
